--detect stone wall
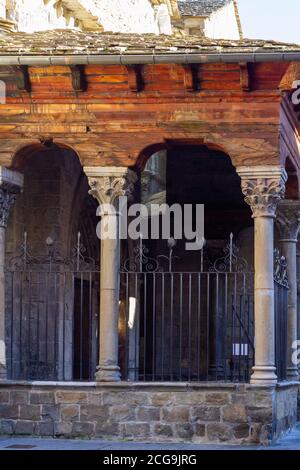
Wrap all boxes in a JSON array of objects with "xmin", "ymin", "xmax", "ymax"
[{"xmin": 0, "ymin": 382, "xmax": 298, "ymax": 444}]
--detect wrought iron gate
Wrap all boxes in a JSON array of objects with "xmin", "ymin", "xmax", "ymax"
[
  {"xmin": 120, "ymin": 235, "xmax": 255, "ymax": 383},
  {"xmin": 5, "ymin": 233, "xmax": 99, "ymax": 381}
]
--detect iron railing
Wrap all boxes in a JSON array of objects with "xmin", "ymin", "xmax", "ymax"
[
  {"xmin": 120, "ymin": 235, "xmax": 255, "ymax": 383},
  {"xmin": 5, "ymin": 233, "xmax": 99, "ymax": 381}
]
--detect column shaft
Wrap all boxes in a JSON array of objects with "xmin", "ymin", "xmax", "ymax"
[
  {"xmin": 97, "ymin": 212, "xmax": 121, "ymax": 381},
  {"xmin": 0, "ymin": 227, "xmax": 5, "ymax": 378},
  {"xmin": 252, "ymin": 216, "xmax": 277, "ymax": 382}
]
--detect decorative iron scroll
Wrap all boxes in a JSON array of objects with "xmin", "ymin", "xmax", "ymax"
[
  {"xmin": 6, "ymin": 232, "xmax": 99, "ymax": 272},
  {"xmin": 122, "ymin": 243, "xmax": 160, "ymax": 273},
  {"xmin": 210, "ymin": 233, "xmax": 248, "ymax": 273},
  {"xmin": 274, "ymin": 248, "xmax": 289, "ymax": 288},
  {"xmin": 122, "ymin": 234, "xmax": 249, "ymax": 274}
]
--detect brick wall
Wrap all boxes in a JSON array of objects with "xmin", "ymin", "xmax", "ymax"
[{"xmin": 0, "ymin": 382, "xmax": 298, "ymax": 444}]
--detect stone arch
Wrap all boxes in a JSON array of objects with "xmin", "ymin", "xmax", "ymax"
[
  {"xmin": 136, "ymin": 139, "xmax": 233, "ymax": 171},
  {"xmin": 10, "ymin": 141, "xmax": 84, "ymax": 172}
]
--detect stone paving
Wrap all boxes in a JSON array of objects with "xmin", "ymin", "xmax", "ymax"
[{"xmin": 0, "ymin": 424, "xmax": 300, "ymax": 450}]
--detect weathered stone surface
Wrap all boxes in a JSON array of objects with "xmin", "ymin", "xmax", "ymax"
[
  {"xmin": 37, "ymin": 421, "xmax": 54, "ymax": 436},
  {"xmin": 137, "ymin": 407, "xmax": 160, "ymax": 422},
  {"xmin": 207, "ymin": 423, "xmax": 234, "ymax": 442},
  {"xmin": 175, "ymin": 423, "xmax": 194, "ymax": 439},
  {"xmin": 153, "ymin": 423, "xmax": 173, "ymax": 438},
  {"xmin": 103, "ymin": 392, "xmax": 149, "ymax": 406},
  {"xmin": 205, "ymin": 393, "xmax": 230, "ymax": 405},
  {"xmin": 222, "ymin": 404, "xmax": 248, "ymax": 423},
  {"xmin": 162, "ymin": 406, "xmax": 190, "ymax": 423},
  {"xmin": 247, "ymin": 406, "xmax": 273, "ymax": 424},
  {"xmin": 0, "ymin": 404, "xmax": 18, "ymax": 419},
  {"xmin": 151, "ymin": 393, "xmax": 173, "ymax": 406},
  {"xmin": 19, "ymin": 405, "xmax": 41, "ymax": 421},
  {"xmin": 246, "ymin": 390, "xmax": 273, "ymax": 408},
  {"xmin": 194, "ymin": 423, "xmax": 205, "ymax": 437},
  {"xmin": 81, "ymin": 405, "xmax": 109, "ymax": 422},
  {"xmin": 95, "ymin": 420, "xmax": 119, "ymax": 437},
  {"xmin": 0, "ymin": 391, "xmax": 9, "ymax": 403},
  {"xmin": 61, "ymin": 405, "xmax": 79, "ymax": 422},
  {"xmin": 54, "ymin": 421, "xmax": 73, "ymax": 437},
  {"xmin": 173, "ymin": 392, "xmax": 205, "ymax": 406},
  {"xmin": 0, "ymin": 419, "xmax": 15, "ymax": 434},
  {"xmin": 10, "ymin": 391, "xmax": 28, "ymax": 404},
  {"xmin": 88, "ymin": 392, "xmax": 103, "ymax": 406},
  {"xmin": 122, "ymin": 422, "xmax": 150, "ymax": 439},
  {"xmin": 191, "ymin": 406, "xmax": 220, "ymax": 422},
  {"xmin": 108, "ymin": 404, "xmax": 135, "ymax": 422},
  {"xmin": 233, "ymin": 424, "xmax": 250, "ymax": 439},
  {"xmin": 30, "ymin": 392, "xmax": 55, "ymax": 405},
  {"xmin": 41, "ymin": 405, "xmax": 60, "ymax": 421},
  {"xmin": 56, "ymin": 391, "xmax": 88, "ymax": 404},
  {"xmin": 15, "ymin": 420, "xmax": 36, "ymax": 435},
  {"xmin": 0, "ymin": 384, "xmax": 297, "ymax": 444},
  {"xmin": 71, "ymin": 422, "xmax": 94, "ymax": 437}
]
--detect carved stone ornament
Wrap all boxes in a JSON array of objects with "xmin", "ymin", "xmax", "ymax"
[
  {"xmin": 237, "ymin": 167, "xmax": 287, "ymax": 218},
  {"xmin": 85, "ymin": 168, "xmax": 137, "ymax": 208},
  {"xmin": 276, "ymin": 200, "xmax": 300, "ymax": 241},
  {"xmin": 0, "ymin": 188, "xmax": 17, "ymax": 228}
]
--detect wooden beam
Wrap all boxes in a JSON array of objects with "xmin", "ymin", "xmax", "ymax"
[
  {"xmin": 70, "ymin": 65, "xmax": 87, "ymax": 92},
  {"xmin": 182, "ymin": 64, "xmax": 198, "ymax": 92},
  {"xmin": 125, "ymin": 65, "xmax": 144, "ymax": 92},
  {"xmin": 239, "ymin": 62, "xmax": 250, "ymax": 92},
  {"xmin": 15, "ymin": 66, "xmax": 31, "ymax": 93}
]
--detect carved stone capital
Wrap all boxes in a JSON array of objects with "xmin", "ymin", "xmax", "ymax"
[
  {"xmin": 276, "ymin": 200, "xmax": 300, "ymax": 242},
  {"xmin": 83, "ymin": 166, "xmax": 137, "ymax": 209},
  {"xmin": 0, "ymin": 167, "xmax": 23, "ymax": 229},
  {"xmin": 236, "ymin": 166, "xmax": 287, "ymax": 218}
]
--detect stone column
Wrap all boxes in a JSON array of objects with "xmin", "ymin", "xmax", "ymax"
[
  {"xmin": 84, "ymin": 167, "xmax": 137, "ymax": 382},
  {"xmin": 0, "ymin": 167, "xmax": 23, "ymax": 379},
  {"xmin": 277, "ymin": 200, "xmax": 300, "ymax": 380},
  {"xmin": 297, "ymin": 246, "xmax": 300, "ymax": 374},
  {"xmin": 237, "ymin": 166, "xmax": 287, "ymax": 385}
]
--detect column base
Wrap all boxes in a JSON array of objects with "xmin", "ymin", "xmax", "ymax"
[
  {"xmin": 95, "ymin": 365, "xmax": 121, "ymax": 382},
  {"xmin": 250, "ymin": 366, "xmax": 278, "ymax": 385},
  {"xmin": 287, "ymin": 367, "xmax": 299, "ymax": 381}
]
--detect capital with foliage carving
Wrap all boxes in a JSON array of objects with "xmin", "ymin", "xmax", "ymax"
[
  {"xmin": 0, "ymin": 167, "xmax": 23, "ymax": 229},
  {"xmin": 236, "ymin": 166, "xmax": 287, "ymax": 218},
  {"xmin": 84, "ymin": 167, "xmax": 137, "ymax": 208},
  {"xmin": 276, "ymin": 199, "xmax": 300, "ymax": 242}
]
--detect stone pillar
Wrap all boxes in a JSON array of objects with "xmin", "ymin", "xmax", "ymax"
[
  {"xmin": 0, "ymin": 167, "xmax": 23, "ymax": 379},
  {"xmin": 277, "ymin": 200, "xmax": 300, "ymax": 380},
  {"xmin": 237, "ymin": 166, "xmax": 287, "ymax": 385},
  {"xmin": 297, "ymin": 246, "xmax": 300, "ymax": 375},
  {"xmin": 84, "ymin": 167, "xmax": 137, "ymax": 382}
]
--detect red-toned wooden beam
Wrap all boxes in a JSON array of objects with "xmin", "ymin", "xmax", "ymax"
[
  {"xmin": 239, "ymin": 62, "xmax": 250, "ymax": 92},
  {"xmin": 182, "ymin": 64, "xmax": 199, "ymax": 92},
  {"xmin": 126, "ymin": 65, "xmax": 144, "ymax": 92}
]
